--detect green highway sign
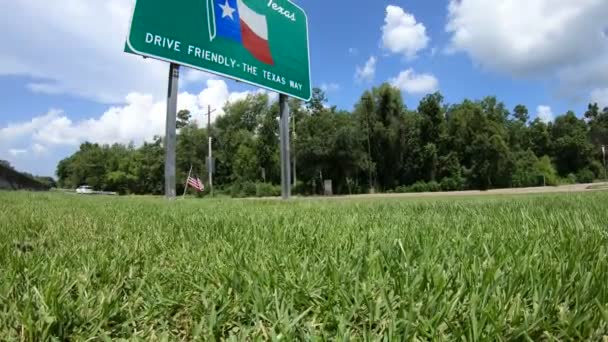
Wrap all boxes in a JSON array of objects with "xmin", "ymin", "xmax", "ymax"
[{"xmin": 126, "ymin": 0, "xmax": 311, "ymax": 100}]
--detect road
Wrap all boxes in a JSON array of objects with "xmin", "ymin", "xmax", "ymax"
[{"xmin": 306, "ymin": 183, "xmax": 608, "ymax": 201}]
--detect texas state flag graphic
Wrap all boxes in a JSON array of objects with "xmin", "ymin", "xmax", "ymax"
[{"xmin": 209, "ymin": 0, "xmax": 274, "ymax": 65}]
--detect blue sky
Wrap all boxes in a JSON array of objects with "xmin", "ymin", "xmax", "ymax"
[{"xmin": 1, "ymin": 0, "xmax": 607, "ymax": 177}]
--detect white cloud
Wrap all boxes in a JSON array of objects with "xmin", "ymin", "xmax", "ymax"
[
  {"xmin": 8, "ymin": 149, "xmax": 27, "ymax": 157},
  {"xmin": 0, "ymin": 110, "xmax": 62, "ymax": 143},
  {"xmin": 381, "ymin": 5, "xmax": 429, "ymax": 59},
  {"xmin": 1, "ymin": 80, "xmax": 277, "ymax": 176},
  {"xmin": 348, "ymin": 48, "xmax": 359, "ymax": 56},
  {"xmin": 26, "ymin": 82, "xmax": 65, "ymax": 95},
  {"xmin": 558, "ymin": 57, "xmax": 608, "ymax": 102},
  {"xmin": 355, "ymin": 56, "xmax": 377, "ymax": 83},
  {"xmin": 390, "ymin": 69, "xmax": 439, "ymax": 95},
  {"xmin": 180, "ymin": 68, "xmax": 213, "ymax": 86},
  {"xmin": 0, "ymin": 0, "xmax": 167, "ymax": 103},
  {"xmin": 536, "ymin": 105, "xmax": 554, "ymax": 123},
  {"xmin": 1, "ymin": 80, "xmax": 276, "ymax": 150},
  {"xmin": 446, "ymin": 0, "xmax": 608, "ymax": 75},
  {"xmin": 32, "ymin": 143, "xmax": 48, "ymax": 156},
  {"xmin": 320, "ymin": 83, "xmax": 340, "ymax": 92},
  {"xmin": 446, "ymin": 0, "xmax": 608, "ymax": 102},
  {"xmin": 591, "ymin": 88, "xmax": 608, "ymax": 109}
]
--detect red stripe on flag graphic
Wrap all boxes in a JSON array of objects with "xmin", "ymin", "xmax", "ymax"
[{"xmin": 240, "ymin": 20, "xmax": 273, "ymax": 65}]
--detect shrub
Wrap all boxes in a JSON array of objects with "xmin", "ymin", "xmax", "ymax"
[
  {"xmin": 229, "ymin": 181, "xmax": 257, "ymax": 198},
  {"xmin": 230, "ymin": 182, "xmax": 281, "ymax": 198},
  {"xmin": 407, "ymin": 181, "xmax": 441, "ymax": 193},
  {"xmin": 561, "ymin": 174, "xmax": 577, "ymax": 185},
  {"xmin": 407, "ymin": 182, "xmax": 428, "ymax": 193},
  {"xmin": 256, "ymin": 183, "xmax": 280, "ymax": 197},
  {"xmin": 427, "ymin": 181, "xmax": 441, "ymax": 192},
  {"xmin": 576, "ymin": 169, "xmax": 595, "ymax": 184},
  {"xmin": 440, "ymin": 176, "xmax": 465, "ymax": 191},
  {"xmin": 292, "ymin": 181, "xmax": 306, "ymax": 196},
  {"xmin": 394, "ymin": 185, "xmax": 409, "ymax": 193},
  {"xmin": 589, "ymin": 160, "xmax": 605, "ymax": 179},
  {"xmin": 535, "ymin": 156, "xmax": 559, "ymax": 186},
  {"xmin": 229, "ymin": 182, "xmax": 243, "ymax": 197},
  {"xmin": 511, "ymin": 150, "xmax": 540, "ymax": 188}
]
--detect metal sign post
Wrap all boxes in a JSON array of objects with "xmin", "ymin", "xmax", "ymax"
[
  {"xmin": 279, "ymin": 94, "xmax": 291, "ymax": 199},
  {"xmin": 164, "ymin": 63, "xmax": 179, "ymax": 199}
]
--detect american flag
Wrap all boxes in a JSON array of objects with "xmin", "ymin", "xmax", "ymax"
[{"xmin": 187, "ymin": 175, "xmax": 205, "ymax": 192}]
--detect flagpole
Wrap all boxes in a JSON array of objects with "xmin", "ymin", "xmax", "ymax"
[{"xmin": 183, "ymin": 164, "xmax": 193, "ymax": 199}]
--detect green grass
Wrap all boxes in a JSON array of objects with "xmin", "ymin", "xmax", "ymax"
[{"xmin": 1, "ymin": 191, "xmax": 607, "ymax": 340}]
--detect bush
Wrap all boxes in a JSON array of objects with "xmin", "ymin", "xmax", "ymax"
[
  {"xmin": 229, "ymin": 183, "xmax": 242, "ymax": 197},
  {"xmin": 535, "ymin": 156, "xmax": 559, "ymax": 186},
  {"xmin": 407, "ymin": 182, "xmax": 428, "ymax": 193},
  {"xmin": 561, "ymin": 174, "xmax": 578, "ymax": 185},
  {"xmin": 229, "ymin": 182, "xmax": 256, "ymax": 198},
  {"xmin": 407, "ymin": 181, "xmax": 441, "ymax": 193},
  {"xmin": 256, "ymin": 183, "xmax": 280, "ymax": 197},
  {"xmin": 427, "ymin": 181, "xmax": 441, "ymax": 192},
  {"xmin": 576, "ymin": 169, "xmax": 595, "ymax": 184},
  {"xmin": 440, "ymin": 176, "xmax": 465, "ymax": 191},
  {"xmin": 589, "ymin": 160, "xmax": 605, "ymax": 179},
  {"xmin": 394, "ymin": 185, "xmax": 409, "ymax": 193},
  {"xmin": 292, "ymin": 181, "xmax": 306, "ymax": 196},
  {"xmin": 229, "ymin": 182, "xmax": 281, "ymax": 198}
]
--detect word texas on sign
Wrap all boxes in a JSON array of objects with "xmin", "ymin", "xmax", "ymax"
[{"xmin": 126, "ymin": 0, "xmax": 311, "ymax": 100}]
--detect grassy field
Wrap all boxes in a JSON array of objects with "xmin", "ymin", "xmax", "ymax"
[{"xmin": 1, "ymin": 191, "xmax": 607, "ymax": 340}]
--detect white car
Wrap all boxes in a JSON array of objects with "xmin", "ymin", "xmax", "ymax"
[{"xmin": 76, "ymin": 185, "xmax": 94, "ymax": 194}]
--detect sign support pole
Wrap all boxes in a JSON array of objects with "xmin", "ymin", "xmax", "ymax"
[
  {"xmin": 279, "ymin": 94, "xmax": 291, "ymax": 199},
  {"xmin": 164, "ymin": 63, "xmax": 179, "ymax": 200},
  {"xmin": 207, "ymin": 105, "xmax": 215, "ymax": 197}
]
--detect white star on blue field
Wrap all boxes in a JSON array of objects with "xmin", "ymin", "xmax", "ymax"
[{"xmin": 219, "ymin": 0, "xmax": 236, "ymax": 20}]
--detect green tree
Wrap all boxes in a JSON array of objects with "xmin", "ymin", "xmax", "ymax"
[
  {"xmin": 306, "ymin": 87, "xmax": 328, "ymax": 114},
  {"xmin": 132, "ymin": 137, "xmax": 164, "ymax": 194},
  {"xmin": 513, "ymin": 104, "xmax": 529, "ymax": 123},
  {"xmin": 176, "ymin": 109, "xmax": 192, "ymax": 129},
  {"xmin": 0, "ymin": 160, "xmax": 13, "ymax": 170},
  {"xmin": 551, "ymin": 111, "xmax": 594, "ymax": 176},
  {"xmin": 528, "ymin": 118, "xmax": 551, "ymax": 158},
  {"xmin": 353, "ymin": 83, "xmax": 405, "ymax": 190}
]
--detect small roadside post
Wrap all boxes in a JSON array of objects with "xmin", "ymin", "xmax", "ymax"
[{"xmin": 125, "ymin": 0, "xmax": 311, "ymax": 200}]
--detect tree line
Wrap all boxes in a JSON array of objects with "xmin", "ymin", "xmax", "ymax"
[
  {"xmin": 56, "ymin": 84, "xmax": 608, "ymax": 196},
  {"xmin": 1, "ymin": 160, "xmax": 57, "ymax": 189}
]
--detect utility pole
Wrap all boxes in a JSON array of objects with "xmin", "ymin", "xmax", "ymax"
[
  {"xmin": 602, "ymin": 145, "xmax": 606, "ymax": 181},
  {"xmin": 207, "ymin": 105, "xmax": 217, "ymax": 197},
  {"xmin": 364, "ymin": 99, "xmax": 374, "ymax": 194},
  {"xmin": 164, "ymin": 63, "xmax": 179, "ymax": 200}
]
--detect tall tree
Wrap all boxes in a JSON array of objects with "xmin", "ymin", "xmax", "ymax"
[
  {"xmin": 513, "ymin": 104, "xmax": 529, "ymax": 123},
  {"xmin": 176, "ymin": 109, "xmax": 192, "ymax": 129},
  {"xmin": 551, "ymin": 111, "xmax": 594, "ymax": 176},
  {"xmin": 364, "ymin": 83, "xmax": 406, "ymax": 190}
]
